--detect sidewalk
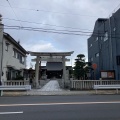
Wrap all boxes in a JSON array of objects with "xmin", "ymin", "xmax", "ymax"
[{"xmin": 3, "ymin": 89, "xmax": 119, "ymax": 96}]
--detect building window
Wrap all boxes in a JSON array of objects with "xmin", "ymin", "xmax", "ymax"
[
  {"xmin": 116, "ymin": 56, "xmax": 120, "ymax": 65},
  {"xmin": 113, "ymin": 27, "xmax": 116, "ymax": 32},
  {"xmin": 17, "ymin": 53, "xmax": 19, "ymax": 59},
  {"xmin": 90, "ymin": 57, "xmax": 93, "ymax": 62},
  {"xmin": 89, "ymin": 44, "xmax": 92, "ymax": 48},
  {"xmin": 19, "ymin": 54, "xmax": 25, "ymax": 64},
  {"xmin": 96, "ymin": 37, "xmax": 98, "ymax": 41},
  {"xmin": 95, "ymin": 53, "xmax": 99, "ymax": 57},
  {"xmin": 13, "ymin": 49, "xmax": 17, "ymax": 58},
  {"xmin": 22, "ymin": 56, "xmax": 25, "ymax": 64},
  {"xmin": 19, "ymin": 55, "xmax": 22, "ymax": 63},
  {"xmin": 99, "ymin": 44, "xmax": 102, "ymax": 49},
  {"xmin": 104, "ymin": 32, "xmax": 108, "ymax": 41},
  {"xmin": 5, "ymin": 43, "xmax": 9, "ymax": 51}
]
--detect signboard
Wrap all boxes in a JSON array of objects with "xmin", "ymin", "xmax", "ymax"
[
  {"xmin": 101, "ymin": 70, "xmax": 115, "ymax": 79},
  {"xmin": 107, "ymin": 72, "xmax": 114, "ymax": 78},
  {"xmin": 101, "ymin": 72, "xmax": 107, "ymax": 78},
  {"xmin": 92, "ymin": 63, "xmax": 97, "ymax": 70}
]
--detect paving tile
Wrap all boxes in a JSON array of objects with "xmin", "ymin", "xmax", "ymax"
[{"xmin": 38, "ymin": 80, "xmax": 63, "ymax": 91}]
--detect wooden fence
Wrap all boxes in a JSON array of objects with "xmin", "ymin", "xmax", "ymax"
[{"xmin": 70, "ymin": 80, "xmax": 120, "ymax": 90}]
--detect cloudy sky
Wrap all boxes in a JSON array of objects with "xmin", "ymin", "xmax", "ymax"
[{"xmin": 0, "ymin": 0, "xmax": 120, "ymax": 68}]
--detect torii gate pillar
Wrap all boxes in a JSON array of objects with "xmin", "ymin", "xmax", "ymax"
[
  {"xmin": 62, "ymin": 56, "xmax": 66, "ymax": 88},
  {"xmin": 35, "ymin": 56, "xmax": 40, "ymax": 88}
]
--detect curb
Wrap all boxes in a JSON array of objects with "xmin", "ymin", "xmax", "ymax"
[{"xmin": 1, "ymin": 90, "xmax": 120, "ymax": 96}]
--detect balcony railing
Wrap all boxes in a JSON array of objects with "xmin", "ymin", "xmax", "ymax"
[{"xmin": 70, "ymin": 80, "xmax": 120, "ymax": 90}]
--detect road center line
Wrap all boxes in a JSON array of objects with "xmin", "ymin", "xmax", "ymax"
[
  {"xmin": 0, "ymin": 101, "xmax": 120, "ymax": 107},
  {"xmin": 0, "ymin": 111, "xmax": 23, "ymax": 115}
]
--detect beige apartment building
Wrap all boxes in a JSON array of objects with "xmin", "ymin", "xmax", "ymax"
[{"xmin": 0, "ymin": 23, "xmax": 28, "ymax": 82}]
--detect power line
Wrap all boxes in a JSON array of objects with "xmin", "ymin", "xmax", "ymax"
[
  {"xmin": 3, "ymin": 25, "xmax": 93, "ymax": 35},
  {"xmin": 6, "ymin": 0, "xmax": 22, "ymax": 27},
  {"xmin": 3, "ymin": 27, "xmax": 97, "ymax": 36},
  {"xmin": 4, "ymin": 25, "xmax": 94, "ymax": 33},
  {"xmin": 4, "ymin": 25, "xmax": 120, "ymax": 36},
  {"xmin": 0, "ymin": 4, "xmax": 99, "ymax": 17},
  {"xmin": 108, "ymin": 2, "xmax": 120, "ymax": 17},
  {"xmin": 3, "ymin": 17, "xmax": 93, "ymax": 31},
  {"xmin": 4, "ymin": 27, "xmax": 120, "ymax": 39},
  {"xmin": 3, "ymin": 25, "xmax": 120, "ymax": 39}
]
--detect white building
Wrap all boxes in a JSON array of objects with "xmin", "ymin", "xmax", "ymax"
[{"xmin": 1, "ymin": 32, "xmax": 28, "ymax": 82}]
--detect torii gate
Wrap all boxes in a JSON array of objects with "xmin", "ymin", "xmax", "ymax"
[{"xmin": 28, "ymin": 51, "xmax": 74, "ymax": 88}]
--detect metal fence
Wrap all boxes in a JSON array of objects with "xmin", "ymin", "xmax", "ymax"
[{"xmin": 70, "ymin": 80, "xmax": 120, "ymax": 90}]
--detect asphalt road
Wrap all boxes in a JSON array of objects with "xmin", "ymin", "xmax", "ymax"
[{"xmin": 0, "ymin": 95, "xmax": 120, "ymax": 120}]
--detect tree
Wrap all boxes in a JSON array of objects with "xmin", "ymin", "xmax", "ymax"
[
  {"xmin": 73, "ymin": 54, "xmax": 93, "ymax": 80},
  {"xmin": 84, "ymin": 62, "xmax": 93, "ymax": 72},
  {"xmin": 73, "ymin": 54, "xmax": 86, "ymax": 80}
]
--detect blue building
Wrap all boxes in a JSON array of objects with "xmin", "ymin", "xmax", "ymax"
[{"xmin": 88, "ymin": 8, "xmax": 120, "ymax": 80}]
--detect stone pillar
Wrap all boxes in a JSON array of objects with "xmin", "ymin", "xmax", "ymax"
[
  {"xmin": 35, "ymin": 56, "xmax": 40, "ymax": 88},
  {"xmin": 39, "ymin": 61, "xmax": 41, "ymax": 79},
  {"xmin": 62, "ymin": 56, "xmax": 66, "ymax": 88},
  {"xmin": 0, "ymin": 23, "xmax": 4, "ymax": 81}
]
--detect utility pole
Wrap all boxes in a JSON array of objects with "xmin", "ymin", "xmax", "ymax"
[
  {"xmin": 108, "ymin": 16, "xmax": 113, "ymax": 70},
  {"xmin": 0, "ymin": 14, "xmax": 4, "ymax": 82}
]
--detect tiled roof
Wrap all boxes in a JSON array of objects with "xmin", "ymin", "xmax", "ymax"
[{"xmin": 3, "ymin": 32, "xmax": 28, "ymax": 54}]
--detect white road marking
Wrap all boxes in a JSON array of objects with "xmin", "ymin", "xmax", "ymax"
[
  {"xmin": 0, "ymin": 101, "xmax": 120, "ymax": 107},
  {"xmin": 0, "ymin": 111, "xmax": 23, "ymax": 115}
]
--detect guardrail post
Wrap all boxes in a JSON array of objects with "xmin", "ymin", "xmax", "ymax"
[
  {"xmin": 95, "ymin": 89, "xmax": 97, "ymax": 94},
  {"xmin": 0, "ymin": 90, "xmax": 3, "ymax": 96},
  {"xmin": 116, "ymin": 89, "xmax": 118, "ymax": 94}
]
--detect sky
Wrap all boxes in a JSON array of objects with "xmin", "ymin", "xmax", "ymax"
[{"xmin": 0, "ymin": 0, "xmax": 120, "ymax": 68}]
